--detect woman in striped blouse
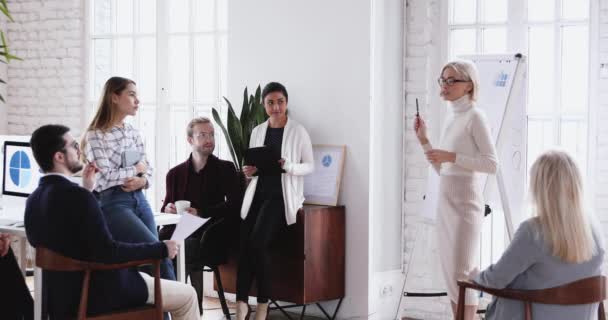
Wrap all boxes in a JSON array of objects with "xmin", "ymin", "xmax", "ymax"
[{"xmin": 81, "ymin": 77, "xmax": 175, "ymax": 281}]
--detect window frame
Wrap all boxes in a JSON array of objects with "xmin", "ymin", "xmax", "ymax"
[
  {"xmin": 442, "ymin": 0, "xmax": 596, "ymax": 267},
  {"xmin": 86, "ymin": 0, "xmax": 229, "ymax": 210}
]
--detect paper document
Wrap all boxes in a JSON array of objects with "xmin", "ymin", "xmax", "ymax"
[{"xmin": 170, "ymin": 214, "xmax": 209, "ymax": 241}]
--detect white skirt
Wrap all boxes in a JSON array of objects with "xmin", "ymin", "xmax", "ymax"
[{"xmin": 435, "ymin": 174, "xmax": 483, "ymax": 305}]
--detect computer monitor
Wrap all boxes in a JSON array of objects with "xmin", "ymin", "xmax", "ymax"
[{"xmin": 2, "ymin": 141, "xmax": 43, "ymax": 197}]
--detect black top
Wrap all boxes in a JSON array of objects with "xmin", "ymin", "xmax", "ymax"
[
  {"xmin": 159, "ymin": 154, "xmax": 243, "ymax": 257},
  {"xmin": 25, "ymin": 175, "xmax": 167, "ymax": 317},
  {"xmin": 258, "ymin": 127, "xmax": 284, "ymax": 194}
]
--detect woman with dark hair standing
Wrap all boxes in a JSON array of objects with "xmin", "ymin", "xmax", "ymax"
[
  {"xmin": 82, "ymin": 77, "xmax": 175, "ymax": 281},
  {"xmin": 235, "ymin": 82, "xmax": 314, "ymax": 320}
]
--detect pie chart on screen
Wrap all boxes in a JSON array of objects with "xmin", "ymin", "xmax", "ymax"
[{"xmin": 9, "ymin": 150, "xmax": 32, "ymax": 188}]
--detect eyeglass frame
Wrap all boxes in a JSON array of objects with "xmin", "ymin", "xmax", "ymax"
[
  {"xmin": 192, "ymin": 132, "xmax": 215, "ymax": 139},
  {"xmin": 437, "ymin": 77, "xmax": 470, "ymax": 86},
  {"xmin": 61, "ymin": 140, "xmax": 79, "ymax": 153}
]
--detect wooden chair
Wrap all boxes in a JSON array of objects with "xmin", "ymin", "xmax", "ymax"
[
  {"xmin": 35, "ymin": 247, "xmax": 163, "ymax": 320},
  {"xmin": 456, "ymin": 276, "xmax": 606, "ymax": 320}
]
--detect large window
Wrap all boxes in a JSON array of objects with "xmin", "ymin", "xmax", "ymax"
[
  {"xmin": 88, "ymin": 0, "xmax": 228, "ymax": 209},
  {"xmin": 447, "ymin": 0, "xmax": 590, "ymax": 267}
]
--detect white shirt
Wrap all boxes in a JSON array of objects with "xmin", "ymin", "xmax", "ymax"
[
  {"xmin": 83, "ymin": 123, "xmax": 153, "ymax": 192},
  {"xmin": 423, "ymin": 95, "xmax": 498, "ymax": 177}
]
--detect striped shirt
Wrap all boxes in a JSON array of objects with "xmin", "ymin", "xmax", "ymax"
[{"xmin": 83, "ymin": 123, "xmax": 153, "ymax": 192}]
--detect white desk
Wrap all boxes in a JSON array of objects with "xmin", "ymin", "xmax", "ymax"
[{"xmin": 0, "ymin": 211, "xmax": 183, "ymax": 320}]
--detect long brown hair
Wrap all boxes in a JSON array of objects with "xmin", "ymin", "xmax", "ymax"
[{"xmin": 80, "ymin": 77, "xmax": 136, "ymax": 158}]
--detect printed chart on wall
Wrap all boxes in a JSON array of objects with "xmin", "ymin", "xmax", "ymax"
[
  {"xmin": 2, "ymin": 141, "xmax": 43, "ymax": 197},
  {"xmin": 304, "ymin": 145, "xmax": 346, "ymax": 206}
]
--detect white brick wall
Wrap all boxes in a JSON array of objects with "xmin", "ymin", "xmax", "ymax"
[
  {"xmin": 402, "ymin": 0, "xmax": 608, "ymax": 318},
  {"xmin": 401, "ymin": 0, "xmax": 453, "ymax": 318},
  {"xmin": 6, "ymin": 0, "xmax": 85, "ymax": 135}
]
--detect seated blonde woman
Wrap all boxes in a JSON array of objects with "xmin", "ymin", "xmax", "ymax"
[{"xmin": 470, "ymin": 150, "xmax": 605, "ymax": 319}]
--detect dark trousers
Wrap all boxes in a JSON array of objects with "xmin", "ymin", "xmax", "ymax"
[
  {"xmin": 0, "ymin": 248, "xmax": 33, "ymax": 320},
  {"xmin": 236, "ymin": 191, "xmax": 286, "ymax": 303}
]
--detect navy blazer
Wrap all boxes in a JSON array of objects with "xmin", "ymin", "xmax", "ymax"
[{"xmin": 25, "ymin": 175, "xmax": 167, "ymax": 317}]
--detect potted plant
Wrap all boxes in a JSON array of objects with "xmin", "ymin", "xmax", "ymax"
[{"xmin": 212, "ymin": 85, "xmax": 269, "ymax": 171}]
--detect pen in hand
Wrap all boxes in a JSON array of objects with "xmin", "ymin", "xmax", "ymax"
[{"xmin": 416, "ymin": 98, "xmax": 420, "ymax": 117}]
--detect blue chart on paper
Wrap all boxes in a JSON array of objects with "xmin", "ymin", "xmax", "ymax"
[
  {"xmin": 9, "ymin": 151, "xmax": 32, "ymax": 188},
  {"xmin": 322, "ymin": 154, "xmax": 332, "ymax": 167}
]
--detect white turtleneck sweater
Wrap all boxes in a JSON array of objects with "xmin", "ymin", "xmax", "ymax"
[{"xmin": 422, "ymin": 95, "xmax": 498, "ymax": 176}]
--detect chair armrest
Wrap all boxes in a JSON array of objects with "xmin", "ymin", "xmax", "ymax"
[{"xmin": 457, "ymin": 279, "xmax": 539, "ymax": 301}]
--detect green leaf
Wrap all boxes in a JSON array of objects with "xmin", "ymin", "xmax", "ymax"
[
  {"xmin": 226, "ymin": 100, "xmax": 244, "ymax": 167},
  {"xmin": 212, "ymin": 108, "xmax": 240, "ymax": 170},
  {"xmin": 239, "ymin": 87, "xmax": 250, "ymax": 129},
  {"xmin": 255, "ymin": 85, "xmax": 261, "ymax": 105},
  {"xmin": 0, "ymin": 0, "xmax": 14, "ymax": 22},
  {"xmin": 0, "ymin": 32, "xmax": 20, "ymax": 62}
]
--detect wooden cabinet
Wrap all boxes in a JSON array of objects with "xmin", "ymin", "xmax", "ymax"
[{"xmin": 217, "ymin": 205, "xmax": 345, "ymax": 304}]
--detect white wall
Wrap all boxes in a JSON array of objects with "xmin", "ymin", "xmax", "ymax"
[
  {"xmin": 369, "ymin": 0, "xmax": 405, "ymax": 318},
  {"xmin": 227, "ymin": 0, "xmax": 371, "ymax": 318}
]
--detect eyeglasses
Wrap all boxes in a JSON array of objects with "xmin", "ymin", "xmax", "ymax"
[
  {"xmin": 192, "ymin": 132, "xmax": 215, "ymax": 139},
  {"xmin": 437, "ymin": 77, "xmax": 470, "ymax": 86}
]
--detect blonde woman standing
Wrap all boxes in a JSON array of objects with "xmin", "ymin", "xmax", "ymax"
[
  {"xmin": 471, "ymin": 150, "xmax": 604, "ymax": 319},
  {"xmin": 414, "ymin": 60, "xmax": 498, "ymax": 319}
]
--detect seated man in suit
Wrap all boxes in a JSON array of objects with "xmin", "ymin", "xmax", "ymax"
[
  {"xmin": 0, "ymin": 233, "xmax": 33, "ymax": 319},
  {"xmin": 25, "ymin": 124, "xmax": 199, "ymax": 319},
  {"xmin": 160, "ymin": 117, "xmax": 243, "ymax": 309}
]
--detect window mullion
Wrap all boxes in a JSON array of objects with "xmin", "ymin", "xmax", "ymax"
[
  {"xmin": 189, "ymin": 0, "xmax": 195, "ymax": 118},
  {"xmin": 509, "ymin": 0, "xmax": 526, "ymax": 52},
  {"xmin": 477, "ymin": 0, "xmax": 482, "ymax": 52},
  {"xmin": 155, "ymin": 0, "xmax": 170, "ymax": 210}
]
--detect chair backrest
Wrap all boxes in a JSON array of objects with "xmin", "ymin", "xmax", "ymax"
[
  {"xmin": 519, "ymin": 276, "xmax": 606, "ymax": 305},
  {"xmin": 473, "ymin": 276, "xmax": 607, "ymax": 306},
  {"xmin": 457, "ymin": 276, "xmax": 607, "ymax": 320},
  {"xmin": 36, "ymin": 247, "xmax": 90, "ymax": 271},
  {"xmin": 35, "ymin": 247, "xmax": 163, "ymax": 320}
]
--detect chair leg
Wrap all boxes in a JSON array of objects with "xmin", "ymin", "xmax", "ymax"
[
  {"xmin": 524, "ymin": 302, "xmax": 532, "ymax": 320},
  {"xmin": 190, "ymin": 270, "xmax": 204, "ymax": 315},
  {"xmin": 214, "ymin": 267, "xmax": 231, "ymax": 320},
  {"xmin": 600, "ymin": 301, "xmax": 606, "ymax": 320},
  {"xmin": 455, "ymin": 286, "xmax": 465, "ymax": 320}
]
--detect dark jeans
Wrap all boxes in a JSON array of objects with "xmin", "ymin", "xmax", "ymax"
[
  {"xmin": 0, "ymin": 248, "xmax": 33, "ymax": 320},
  {"xmin": 236, "ymin": 190, "xmax": 286, "ymax": 303},
  {"xmin": 97, "ymin": 187, "xmax": 176, "ymax": 281}
]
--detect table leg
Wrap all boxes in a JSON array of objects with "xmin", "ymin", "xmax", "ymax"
[
  {"xmin": 34, "ymin": 266, "xmax": 42, "ymax": 320},
  {"xmin": 19, "ymin": 237, "xmax": 27, "ymax": 276},
  {"xmin": 177, "ymin": 240, "xmax": 186, "ymax": 282}
]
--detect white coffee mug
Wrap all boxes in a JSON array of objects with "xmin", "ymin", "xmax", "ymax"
[{"xmin": 175, "ymin": 200, "xmax": 191, "ymax": 215}]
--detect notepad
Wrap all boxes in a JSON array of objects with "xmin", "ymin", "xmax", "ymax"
[{"xmin": 244, "ymin": 146, "xmax": 282, "ymax": 173}]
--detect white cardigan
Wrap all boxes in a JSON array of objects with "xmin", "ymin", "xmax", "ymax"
[{"xmin": 240, "ymin": 118, "xmax": 314, "ymax": 225}]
